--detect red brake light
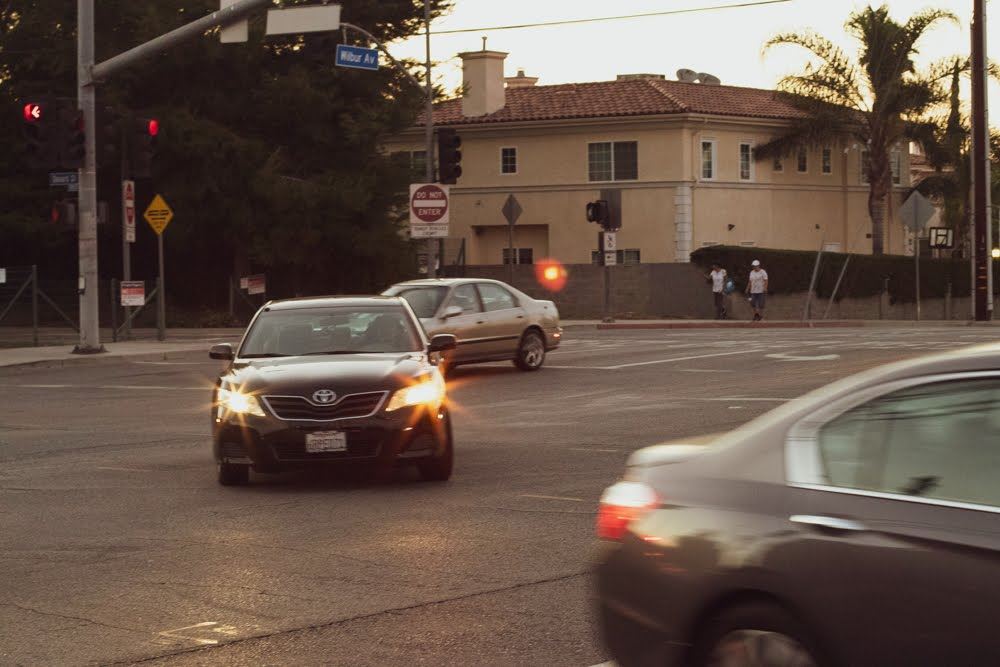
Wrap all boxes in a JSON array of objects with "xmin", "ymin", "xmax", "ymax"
[{"xmin": 597, "ymin": 481, "xmax": 659, "ymax": 541}]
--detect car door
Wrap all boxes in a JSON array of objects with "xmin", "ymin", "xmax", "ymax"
[
  {"xmin": 783, "ymin": 372, "xmax": 1000, "ymax": 665},
  {"xmin": 474, "ymin": 282, "xmax": 526, "ymax": 357},
  {"xmin": 439, "ymin": 283, "xmax": 489, "ymax": 363}
]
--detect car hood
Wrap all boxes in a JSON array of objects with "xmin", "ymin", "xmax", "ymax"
[{"xmin": 222, "ymin": 354, "xmax": 429, "ymax": 396}]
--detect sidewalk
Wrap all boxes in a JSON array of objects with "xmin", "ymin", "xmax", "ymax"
[
  {"xmin": 0, "ymin": 329, "xmax": 241, "ymax": 369},
  {"xmin": 561, "ymin": 319, "xmax": 1000, "ymax": 330}
]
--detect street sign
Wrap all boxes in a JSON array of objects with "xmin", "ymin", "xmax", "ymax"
[
  {"xmin": 24, "ymin": 103, "xmax": 41, "ymax": 121},
  {"xmin": 240, "ymin": 276, "xmax": 249, "ymax": 289},
  {"xmin": 49, "ymin": 171, "xmax": 79, "ymax": 192},
  {"xmin": 219, "ymin": 0, "xmax": 249, "ymax": 43},
  {"xmin": 266, "ymin": 4, "xmax": 340, "ymax": 35},
  {"xmin": 335, "ymin": 44, "xmax": 379, "ymax": 71},
  {"xmin": 0, "ymin": 268, "xmax": 6, "ymax": 284},
  {"xmin": 929, "ymin": 226, "xmax": 955, "ymax": 249},
  {"xmin": 246, "ymin": 274, "xmax": 266, "ymax": 295},
  {"xmin": 900, "ymin": 191, "xmax": 937, "ymax": 232},
  {"xmin": 122, "ymin": 179, "xmax": 136, "ymax": 243},
  {"xmin": 409, "ymin": 183, "xmax": 450, "ymax": 238},
  {"xmin": 502, "ymin": 194, "xmax": 522, "ymax": 226},
  {"xmin": 144, "ymin": 193, "xmax": 174, "ymax": 235},
  {"xmin": 603, "ymin": 232, "xmax": 617, "ymax": 252},
  {"xmin": 120, "ymin": 280, "xmax": 145, "ymax": 307}
]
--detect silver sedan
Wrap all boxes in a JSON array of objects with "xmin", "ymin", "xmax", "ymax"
[{"xmin": 382, "ymin": 278, "xmax": 561, "ymax": 372}]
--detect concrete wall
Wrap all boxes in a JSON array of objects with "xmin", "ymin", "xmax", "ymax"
[{"xmin": 453, "ymin": 263, "xmax": 971, "ymax": 321}]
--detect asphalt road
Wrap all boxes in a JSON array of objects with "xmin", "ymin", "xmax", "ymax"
[{"xmin": 2, "ymin": 326, "xmax": 998, "ymax": 666}]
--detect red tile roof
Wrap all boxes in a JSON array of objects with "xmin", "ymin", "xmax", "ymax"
[{"xmin": 420, "ymin": 77, "xmax": 810, "ymax": 126}]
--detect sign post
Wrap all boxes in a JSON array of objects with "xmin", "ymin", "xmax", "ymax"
[
  {"xmin": 502, "ymin": 194, "xmax": 523, "ymax": 284},
  {"xmin": 121, "ymin": 179, "xmax": 135, "ymax": 339},
  {"xmin": 143, "ymin": 194, "xmax": 174, "ymax": 341},
  {"xmin": 900, "ymin": 191, "xmax": 938, "ymax": 321}
]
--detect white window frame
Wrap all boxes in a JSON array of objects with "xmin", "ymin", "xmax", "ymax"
[
  {"xmin": 796, "ymin": 146, "xmax": 808, "ymax": 173},
  {"xmin": 502, "ymin": 247, "xmax": 533, "ymax": 265},
  {"xmin": 890, "ymin": 148, "xmax": 902, "ymax": 185},
  {"xmin": 739, "ymin": 142, "xmax": 754, "ymax": 182},
  {"xmin": 500, "ymin": 146, "xmax": 518, "ymax": 175},
  {"xmin": 821, "ymin": 147, "xmax": 832, "ymax": 175},
  {"xmin": 860, "ymin": 150, "xmax": 870, "ymax": 185},
  {"xmin": 587, "ymin": 141, "xmax": 638, "ymax": 183},
  {"xmin": 739, "ymin": 240, "xmax": 756, "ymax": 247},
  {"xmin": 700, "ymin": 139, "xmax": 717, "ymax": 181}
]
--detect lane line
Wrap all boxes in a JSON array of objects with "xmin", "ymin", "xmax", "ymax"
[
  {"xmin": 604, "ymin": 349, "xmax": 767, "ymax": 370},
  {"xmin": 519, "ymin": 494, "xmax": 586, "ymax": 502},
  {"xmin": 567, "ymin": 447, "xmax": 620, "ymax": 453}
]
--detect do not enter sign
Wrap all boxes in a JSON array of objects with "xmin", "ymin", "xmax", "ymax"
[{"xmin": 409, "ymin": 183, "xmax": 450, "ymax": 238}]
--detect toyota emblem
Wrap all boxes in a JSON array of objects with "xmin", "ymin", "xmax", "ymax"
[{"xmin": 312, "ymin": 389, "xmax": 337, "ymax": 404}]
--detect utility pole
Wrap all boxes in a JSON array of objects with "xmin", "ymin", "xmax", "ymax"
[
  {"xmin": 972, "ymin": 0, "xmax": 992, "ymax": 320},
  {"xmin": 76, "ymin": 0, "xmax": 100, "ymax": 353},
  {"xmin": 424, "ymin": 0, "xmax": 436, "ymax": 278}
]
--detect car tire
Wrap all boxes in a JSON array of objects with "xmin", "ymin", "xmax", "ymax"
[
  {"xmin": 417, "ymin": 418, "xmax": 454, "ymax": 482},
  {"xmin": 217, "ymin": 462, "xmax": 250, "ymax": 486},
  {"xmin": 513, "ymin": 330, "xmax": 545, "ymax": 371},
  {"xmin": 689, "ymin": 602, "xmax": 822, "ymax": 667}
]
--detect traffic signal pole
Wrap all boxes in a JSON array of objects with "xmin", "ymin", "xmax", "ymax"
[
  {"xmin": 423, "ymin": 0, "xmax": 437, "ymax": 278},
  {"xmin": 971, "ymin": 0, "xmax": 992, "ymax": 320},
  {"xmin": 76, "ymin": 0, "xmax": 100, "ymax": 353}
]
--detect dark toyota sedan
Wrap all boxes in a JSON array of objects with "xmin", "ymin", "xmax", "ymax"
[
  {"xmin": 596, "ymin": 344, "xmax": 1000, "ymax": 667},
  {"xmin": 209, "ymin": 296, "xmax": 456, "ymax": 486}
]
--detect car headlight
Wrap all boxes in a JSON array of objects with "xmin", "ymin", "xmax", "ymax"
[
  {"xmin": 386, "ymin": 371, "xmax": 446, "ymax": 412},
  {"xmin": 217, "ymin": 387, "xmax": 266, "ymax": 417}
]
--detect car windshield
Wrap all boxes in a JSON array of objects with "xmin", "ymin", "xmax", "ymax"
[
  {"xmin": 388, "ymin": 286, "xmax": 448, "ymax": 319},
  {"xmin": 239, "ymin": 306, "xmax": 422, "ymax": 357}
]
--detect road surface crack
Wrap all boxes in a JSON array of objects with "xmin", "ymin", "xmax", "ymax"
[
  {"xmin": 117, "ymin": 570, "xmax": 589, "ymax": 665},
  {"xmin": 1, "ymin": 601, "xmax": 147, "ymax": 635}
]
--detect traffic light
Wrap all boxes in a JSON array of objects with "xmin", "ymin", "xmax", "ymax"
[
  {"xmin": 131, "ymin": 117, "xmax": 159, "ymax": 178},
  {"xmin": 51, "ymin": 200, "xmax": 77, "ymax": 226},
  {"xmin": 437, "ymin": 127, "xmax": 461, "ymax": 184},
  {"xmin": 59, "ymin": 107, "xmax": 86, "ymax": 169},
  {"xmin": 22, "ymin": 102, "xmax": 54, "ymax": 170},
  {"xmin": 586, "ymin": 200, "xmax": 610, "ymax": 227}
]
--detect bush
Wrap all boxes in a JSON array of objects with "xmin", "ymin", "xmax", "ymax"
[{"xmin": 690, "ymin": 246, "xmax": 974, "ymax": 303}]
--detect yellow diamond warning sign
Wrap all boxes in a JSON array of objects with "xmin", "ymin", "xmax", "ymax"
[{"xmin": 144, "ymin": 194, "xmax": 174, "ymax": 235}]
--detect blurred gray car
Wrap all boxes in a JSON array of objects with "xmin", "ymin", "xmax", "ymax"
[{"xmin": 382, "ymin": 278, "xmax": 561, "ymax": 372}]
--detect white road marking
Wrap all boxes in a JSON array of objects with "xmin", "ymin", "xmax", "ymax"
[
  {"xmin": 519, "ymin": 494, "xmax": 586, "ymax": 502},
  {"xmin": 766, "ymin": 353, "xmax": 841, "ymax": 361},
  {"xmin": 131, "ymin": 361, "xmax": 208, "ymax": 366},
  {"xmin": 157, "ymin": 621, "xmax": 223, "ymax": 646},
  {"xmin": 550, "ymin": 349, "xmax": 765, "ymax": 371},
  {"xmin": 568, "ymin": 447, "xmax": 619, "ymax": 453},
  {"xmin": 678, "ymin": 368, "xmax": 734, "ymax": 373},
  {"xmin": 698, "ymin": 397, "xmax": 791, "ymax": 402},
  {"xmin": 10, "ymin": 384, "xmax": 203, "ymax": 391},
  {"xmin": 96, "ymin": 466, "xmax": 154, "ymax": 473},
  {"xmin": 17, "ymin": 384, "xmax": 73, "ymax": 388}
]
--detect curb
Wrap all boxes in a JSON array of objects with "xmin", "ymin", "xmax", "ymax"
[{"xmin": 0, "ymin": 344, "xmax": 234, "ymax": 371}]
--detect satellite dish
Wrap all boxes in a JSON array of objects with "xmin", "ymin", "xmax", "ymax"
[
  {"xmin": 676, "ymin": 68, "xmax": 698, "ymax": 82},
  {"xmin": 697, "ymin": 73, "xmax": 721, "ymax": 85}
]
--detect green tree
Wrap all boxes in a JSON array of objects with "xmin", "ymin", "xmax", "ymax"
[
  {"xmin": 1, "ymin": 1, "xmax": 450, "ymax": 313},
  {"xmin": 757, "ymin": 5, "xmax": 956, "ymax": 255}
]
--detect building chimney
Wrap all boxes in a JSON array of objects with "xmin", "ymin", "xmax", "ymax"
[
  {"xmin": 505, "ymin": 68, "xmax": 538, "ymax": 89},
  {"xmin": 459, "ymin": 49, "xmax": 508, "ymax": 117}
]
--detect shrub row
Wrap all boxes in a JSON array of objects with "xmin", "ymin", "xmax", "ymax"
[{"xmin": 690, "ymin": 246, "xmax": 979, "ymax": 302}]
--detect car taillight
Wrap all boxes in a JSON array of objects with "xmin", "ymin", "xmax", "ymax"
[{"xmin": 597, "ymin": 481, "xmax": 659, "ymax": 541}]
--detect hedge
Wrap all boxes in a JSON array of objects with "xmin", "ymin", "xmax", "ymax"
[{"xmin": 690, "ymin": 246, "xmax": 983, "ymax": 303}]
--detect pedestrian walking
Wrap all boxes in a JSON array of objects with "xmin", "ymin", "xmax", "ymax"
[
  {"xmin": 707, "ymin": 263, "xmax": 728, "ymax": 319},
  {"xmin": 745, "ymin": 259, "xmax": 769, "ymax": 321}
]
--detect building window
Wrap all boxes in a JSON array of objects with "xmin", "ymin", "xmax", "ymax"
[
  {"xmin": 861, "ymin": 150, "xmax": 870, "ymax": 184},
  {"xmin": 701, "ymin": 140, "xmax": 716, "ymax": 180},
  {"xmin": 590, "ymin": 249, "xmax": 641, "ymax": 265},
  {"xmin": 773, "ymin": 156, "xmax": 783, "ymax": 172},
  {"xmin": 502, "ymin": 248, "xmax": 533, "ymax": 265},
  {"xmin": 891, "ymin": 149, "xmax": 902, "ymax": 185},
  {"xmin": 822, "ymin": 147, "xmax": 832, "ymax": 174},
  {"xmin": 390, "ymin": 150, "xmax": 427, "ymax": 179},
  {"xmin": 739, "ymin": 143, "xmax": 753, "ymax": 181},
  {"xmin": 588, "ymin": 141, "xmax": 638, "ymax": 182},
  {"xmin": 501, "ymin": 147, "xmax": 517, "ymax": 174},
  {"xmin": 797, "ymin": 146, "xmax": 808, "ymax": 173}
]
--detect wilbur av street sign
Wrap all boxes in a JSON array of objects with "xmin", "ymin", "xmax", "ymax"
[{"xmin": 335, "ymin": 44, "xmax": 379, "ymax": 71}]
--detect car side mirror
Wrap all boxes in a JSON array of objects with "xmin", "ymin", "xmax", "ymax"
[
  {"xmin": 428, "ymin": 334, "xmax": 457, "ymax": 353},
  {"xmin": 209, "ymin": 343, "xmax": 235, "ymax": 360},
  {"xmin": 441, "ymin": 305, "xmax": 463, "ymax": 319}
]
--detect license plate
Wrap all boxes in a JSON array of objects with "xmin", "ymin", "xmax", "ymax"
[{"xmin": 305, "ymin": 431, "xmax": 347, "ymax": 453}]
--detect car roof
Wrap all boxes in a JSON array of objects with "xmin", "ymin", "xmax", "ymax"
[
  {"xmin": 389, "ymin": 278, "xmax": 507, "ymax": 288},
  {"xmin": 263, "ymin": 295, "xmax": 405, "ymax": 311}
]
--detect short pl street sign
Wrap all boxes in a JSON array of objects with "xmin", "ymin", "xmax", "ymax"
[
  {"xmin": 336, "ymin": 44, "xmax": 379, "ymax": 71},
  {"xmin": 409, "ymin": 183, "xmax": 450, "ymax": 238}
]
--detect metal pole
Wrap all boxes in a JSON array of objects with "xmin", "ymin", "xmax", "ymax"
[
  {"xmin": 507, "ymin": 223, "xmax": 514, "ymax": 285},
  {"xmin": 121, "ymin": 124, "xmax": 132, "ymax": 340},
  {"xmin": 424, "ymin": 0, "xmax": 437, "ymax": 279},
  {"xmin": 31, "ymin": 265, "xmax": 38, "ymax": 347},
  {"xmin": 972, "ymin": 0, "xmax": 992, "ymax": 320},
  {"xmin": 110, "ymin": 278, "xmax": 118, "ymax": 342},
  {"xmin": 76, "ymin": 0, "xmax": 101, "ymax": 353},
  {"xmin": 157, "ymin": 234, "xmax": 166, "ymax": 341},
  {"xmin": 822, "ymin": 255, "xmax": 850, "ymax": 320},
  {"xmin": 915, "ymin": 236, "xmax": 921, "ymax": 321},
  {"xmin": 604, "ymin": 264, "xmax": 614, "ymax": 323},
  {"xmin": 803, "ymin": 245, "xmax": 823, "ymax": 322}
]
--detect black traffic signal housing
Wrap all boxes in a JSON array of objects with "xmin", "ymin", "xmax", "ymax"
[
  {"xmin": 22, "ymin": 101, "xmax": 55, "ymax": 170},
  {"xmin": 131, "ymin": 117, "xmax": 159, "ymax": 178},
  {"xmin": 586, "ymin": 200, "xmax": 610, "ymax": 227},
  {"xmin": 58, "ymin": 107, "xmax": 86, "ymax": 169},
  {"xmin": 51, "ymin": 200, "xmax": 77, "ymax": 226},
  {"xmin": 437, "ymin": 127, "xmax": 461, "ymax": 184}
]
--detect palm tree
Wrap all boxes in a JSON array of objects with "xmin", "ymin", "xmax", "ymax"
[{"xmin": 757, "ymin": 5, "xmax": 956, "ymax": 255}]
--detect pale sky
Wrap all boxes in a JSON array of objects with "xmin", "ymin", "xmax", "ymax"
[{"xmin": 387, "ymin": 0, "xmax": 1000, "ymax": 125}]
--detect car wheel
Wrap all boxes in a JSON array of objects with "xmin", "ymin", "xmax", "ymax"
[
  {"xmin": 513, "ymin": 330, "xmax": 545, "ymax": 371},
  {"xmin": 217, "ymin": 462, "xmax": 250, "ymax": 486},
  {"xmin": 690, "ymin": 602, "xmax": 821, "ymax": 667},
  {"xmin": 417, "ymin": 419, "xmax": 454, "ymax": 482}
]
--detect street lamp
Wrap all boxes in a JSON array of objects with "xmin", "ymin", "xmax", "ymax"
[{"xmin": 991, "ymin": 248, "xmax": 999, "ymax": 259}]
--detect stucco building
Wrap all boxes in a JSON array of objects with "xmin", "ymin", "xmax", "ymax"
[{"xmin": 387, "ymin": 49, "xmax": 911, "ymax": 267}]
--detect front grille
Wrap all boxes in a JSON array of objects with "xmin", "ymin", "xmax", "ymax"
[
  {"xmin": 263, "ymin": 392, "xmax": 387, "ymax": 421},
  {"xmin": 271, "ymin": 428, "xmax": 382, "ymax": 461},
  {"xmin": 219, "ymin": 441, "xmax": 248, "ymax": 459}
]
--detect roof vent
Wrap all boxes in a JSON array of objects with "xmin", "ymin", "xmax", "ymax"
[
  {"xmin": 505, "ymin": 68, "xmax": 539, "ymax": 89},
  {"xmin": 616, "ymin": 73, "xmax": 666, "ymax": 81}
]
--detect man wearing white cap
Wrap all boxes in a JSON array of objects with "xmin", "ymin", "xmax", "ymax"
[{"xmin": 745, "ymin": 259, "xmax": 768, "ymax": 321}]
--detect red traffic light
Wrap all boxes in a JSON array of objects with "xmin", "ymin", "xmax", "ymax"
[
  {"xmin": 23, "ymin": 103, "xmax": 42, "ymax": 122},
  {"xmin": 147, "ymin": 119, "xmax": 159, "ymax": 136}
]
